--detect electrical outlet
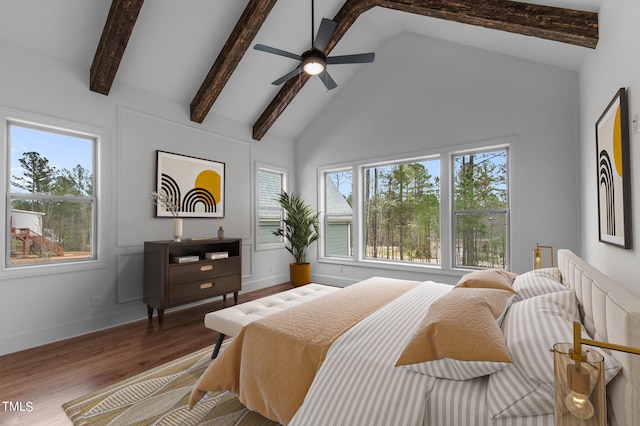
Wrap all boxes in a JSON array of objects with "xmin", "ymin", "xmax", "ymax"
[{"xmin": 90, "ymin": 297, "xmax": 100, "ymax": 308}]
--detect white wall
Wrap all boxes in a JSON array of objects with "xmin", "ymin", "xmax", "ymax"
[
  {"xmin": 0, "ymin": 39, "xmax": 294, "ymax": 355},
  {"xmin": 579, "ymin": 0, "xmax": 640, "ymax": 296},
  {"xmin": 297, "ymin": 33, "xmax": 582, "ymax": 285}
]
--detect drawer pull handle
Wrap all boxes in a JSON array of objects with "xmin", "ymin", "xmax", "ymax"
[
  {"xmin": 200, "ymin": 265, "xmax": 214, "ymax": 272},
  {"xmin": 200, "ymin": 282, "xmax": 214, "ymax": 289}
]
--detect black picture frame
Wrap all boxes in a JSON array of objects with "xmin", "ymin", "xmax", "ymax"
[
  {"xmin": 155, "ymin": 150, "xmax": 225, "ymax": 218},
  {"xmin": 596, "ymin": 88, "xmax": 631, "ymax": 248}
]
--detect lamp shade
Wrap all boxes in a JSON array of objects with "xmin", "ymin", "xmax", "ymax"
[{"xmin": 553, "ymin": 342, "xmax": 606, "ymax": 425}]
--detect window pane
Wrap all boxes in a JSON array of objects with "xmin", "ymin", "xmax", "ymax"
[
  {"xmin": 453, "ymin": 149, "xmax": 508, "ymax": 268},
  {"xmin": 257, "ymin": 168, "xmax": 284, "ymax": 245},
  {"xmin": 8, "ymin": 122, "xmax": 96, "ymax": 267},
  {"xmin": 10, "ymin": 199, "xmax": 93, "ymax": 264},
  {"xmin": 453, "ymin": 150, "xmax": 506, "ymax": 210},
  {"xmin": 10, "ymin": 125, "xmax": 93, "ymax": 196},
  {"xmin": 454, "ymin": 212, "xmax": 507, "ymax": 269},
  {"xmin": 325, "ymin": 171, "xmax": 353, "ymax": 257},
  {"xmin": 363, "ymin": 159, "xmax": 440, "ymax": 264}
]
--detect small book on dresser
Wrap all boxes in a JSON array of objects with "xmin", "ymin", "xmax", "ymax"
[
  {"xmin": 205, "ymin": 252, "xmax": 228, "ymax": 260},
  {"xmin": 174, "ymin": 255, "xmax": 200, "ymax": 263}
]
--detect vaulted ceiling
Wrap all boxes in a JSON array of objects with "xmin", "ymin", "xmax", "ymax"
[{"xmin": 0, "ymin": 0, "xmax": 599, "ymax": 141}]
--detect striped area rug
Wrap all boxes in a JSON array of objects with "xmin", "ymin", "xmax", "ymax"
[{"xmin": 62, "ymin": 343, "xmax": 278, "ymax": 425}]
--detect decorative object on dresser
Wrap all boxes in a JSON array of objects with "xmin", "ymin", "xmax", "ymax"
[
  {"xmin": 273, "ymin": 191, "xmax": 320, "ymax": 286},
  {"xmin": 143, "ymin": 238, "xmax": 241, "ymax": 324}
]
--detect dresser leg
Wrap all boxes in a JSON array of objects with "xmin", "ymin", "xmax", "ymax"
[
  {"xmin": 234, "ymin": 291, "xmax": 238, "ymax": 305},
  {"xmin": 222, "ymin": 294, "xmax": 227, "ymax": 304},
  {"xmin": 147, "ymin": 305, "xmax": 153, "ymax": 321},
  {"xmin": 158, "ymin": 309, "xmax": 165, "ymax": 324}
]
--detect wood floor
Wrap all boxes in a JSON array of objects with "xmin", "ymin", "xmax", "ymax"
[{"xmin": 0, "ymin": 283, "xmax": 293, "ymax": 426}]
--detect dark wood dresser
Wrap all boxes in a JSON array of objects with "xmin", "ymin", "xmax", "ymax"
[{"xmin": 143, "ymin": 238, "xmax": 242, "ymax": 323}]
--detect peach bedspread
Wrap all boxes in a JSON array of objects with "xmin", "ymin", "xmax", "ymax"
[{"xmin": 189, "ymin": 277, "xmax": 420, "ymax": 424}]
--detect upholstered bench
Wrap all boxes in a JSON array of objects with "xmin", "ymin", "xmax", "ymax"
[{"xmin": 205, "ymin": 283, "xmax": 341, "ymax": 358}]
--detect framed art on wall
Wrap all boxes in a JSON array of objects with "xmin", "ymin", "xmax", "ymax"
[
  {"xmin": 596, "ymin": 88, "xmax": 631, "ymax": 248},
  {"xmin": 156, "ymin": 150, "xmax": 225, "ymax": 218}
]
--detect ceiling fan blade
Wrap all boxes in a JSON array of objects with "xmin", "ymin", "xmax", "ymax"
[
  {"xmin": 318, "ymin": 70, "xmax": 337, "ymax": 90},
  {"xmin": 254, "ymin": 44, "xmax": 301, "ymax": 61},
  {"xmin": 313, "ymin": 18, "xmax": 337, "ymax": 52},
  {"xmin": 272, "ymin": 67, "xmax": 303, "ymax": 86},
  {"xmin": 326, "ymin": 52, "xmax": 375, "ymax": 65}
]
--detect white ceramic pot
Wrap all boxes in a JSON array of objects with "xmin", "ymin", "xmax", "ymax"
[{"xmin": 172, "ymin": 218, "xmax": 183, "ymax": 242}]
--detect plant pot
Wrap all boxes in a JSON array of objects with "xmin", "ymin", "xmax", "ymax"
[{"xmin": 289, "ymin": 262, "xmax": 311, "ymax": 287}]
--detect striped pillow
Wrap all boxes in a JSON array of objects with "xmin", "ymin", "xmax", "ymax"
[
  {"xmin": 512, "ymin": 268, "xmax": 567, "ymax": 301},
  {"xmin": 487, "ymin": 290, "xmax": 621, "ymax": 418},
  {"xmin": 396, "ymin": 288, "xmax": 513, "ymax": 380}
]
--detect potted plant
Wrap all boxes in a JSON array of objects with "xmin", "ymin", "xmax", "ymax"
[{"xmin": 273, "ymin": 191, "xmax": 320, "ymax": 286}]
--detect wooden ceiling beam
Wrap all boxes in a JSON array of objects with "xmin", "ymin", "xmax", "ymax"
[
  {"xmin": 252, "ymin": 0, "xmax": 598, "ymax": 140},
  {"xmin": 377, "ymin": 0, "xmax": 598, "ymax": 49},
  {"xmin": 189, "ymin": 0, "xmax": 279, "ymax": 123},
  {"xmin": 90, "ymin": 0, "xmax": 145, "ymax": 95}
]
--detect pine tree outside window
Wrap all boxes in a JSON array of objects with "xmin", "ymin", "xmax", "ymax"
[
  {"xmin": 452, "ymin": 148, "xmax": 509, "ymax": 269},
  {"xmin": 363, "ymin": 158, "xmax": 441, "ymax": 265},
  {"xmin": 7, "ymin": 121, "xmax": 96, "ymax": 267}
]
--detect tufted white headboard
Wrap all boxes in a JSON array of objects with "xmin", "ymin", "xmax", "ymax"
[{"xmin": 558, "ymin": 249, "xmax": 640, "ymax": 426}]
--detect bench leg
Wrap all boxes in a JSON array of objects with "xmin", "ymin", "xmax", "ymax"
[{"xmin": 211, "ymin": 333, "xmax": 225, "ymax": 359}]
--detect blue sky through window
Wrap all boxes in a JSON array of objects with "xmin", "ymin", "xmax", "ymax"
[{"xmin": 10, "ymin": 125, "xmax": 93, "ymax": 194}]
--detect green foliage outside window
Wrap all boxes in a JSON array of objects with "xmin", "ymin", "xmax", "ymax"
[
  {"xmin": 9, "ymin": 123, "xmax": 95, "ymax": 265},
  {"xmin": 363, "ymin": 159, "xmax": 441, "ymax": 264},
  {"xmin": 453, "ymin": 149, "xmax": 508, "ymax": 269}
]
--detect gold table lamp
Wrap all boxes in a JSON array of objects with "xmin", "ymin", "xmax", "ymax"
[
  {"xmin": 553, "ymin": 322, "xmax": 640, "ymax": 425},
  {"xmin": 533, "ymin": 243, "xmax": 554, "ymax": 269}
]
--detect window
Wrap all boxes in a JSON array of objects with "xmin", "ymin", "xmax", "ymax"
[
  {"xmin": 318, "ymin": 139, "xmax": 511, "ymax": 271},
  {"xmin": 363, "ymin": 158, "xmax": 440, "ymax": 264},
  {"xmin": 452, "ymin": 148, "xmax": 508, "ymax": 269},
  {"xmin": 324, "ymin": 170, "xmax": 353, "ymax": 257},
  {"xmin": 7, "ymin": 121, "xmax": 96, "ymax": 267},
  {"xmin": 256, "ymin": 164, "xmax": 287, "ymax": 247}
]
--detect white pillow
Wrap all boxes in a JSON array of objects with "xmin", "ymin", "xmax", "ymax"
[
  {"xmin": 486, "ymin": 291, "xmax": 622, "ymax": 418},
  {"xmin": 512, "ymin": 269, "xmax": 567, "ymax": 302}
]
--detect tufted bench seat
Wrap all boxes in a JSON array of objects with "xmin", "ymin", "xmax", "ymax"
[{"xmin": 205, "ymin": 283, "xmax": 341, "ymax": 358}]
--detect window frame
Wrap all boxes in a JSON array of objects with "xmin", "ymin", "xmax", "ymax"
[
  {"xmin": 1, "ymin": 108, "xmax": 106, "ymax": 278},
  {"xmin": 320, "ymin": 167, "xmax": 354, "ymax": 260},
  {"xmin": 255, "ymin": 162, "xmax": 288, "ymax": 251},
  {"xmin": 317, "ymin": 137, "xmax": 513, "ymax": 274},
  {"xmin": 450, "ymin": 146, "xmax": 510, "ymax": 270}
]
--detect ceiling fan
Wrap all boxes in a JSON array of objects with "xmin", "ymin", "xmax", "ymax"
[{"xmin": 254, "ymin": 0, "xmax": 375, "ymax": 90}]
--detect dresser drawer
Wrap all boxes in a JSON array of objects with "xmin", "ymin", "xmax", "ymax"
[
  {"xmin": 168, "ymin": 257, "xmax": 239, "ymax": 285},
  {"xmin": 168, "ymin": 275, "xmax": 240, "ymax": 306}
]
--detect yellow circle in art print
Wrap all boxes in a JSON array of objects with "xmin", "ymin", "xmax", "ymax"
[
  {"xmin": 195, "ymin": 170, "xmax": 221, "ymax": 206},
  {"xmin": 613, "ymin": 105, "xmax": 623, "ymax": 177}
]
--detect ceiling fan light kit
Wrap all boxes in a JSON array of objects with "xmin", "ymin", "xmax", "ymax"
[
  {"xmin": 301, "ymin": 51, "xmax": 326, "ymax": 75},
  {"xmin": 254, "ymin": 0, "xmax": 374, "ymax": 90}
]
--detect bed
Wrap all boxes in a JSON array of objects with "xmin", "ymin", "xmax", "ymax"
[{"xmin": 189, "ymin": 249, "xmax": 640, "ymax": 426}]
